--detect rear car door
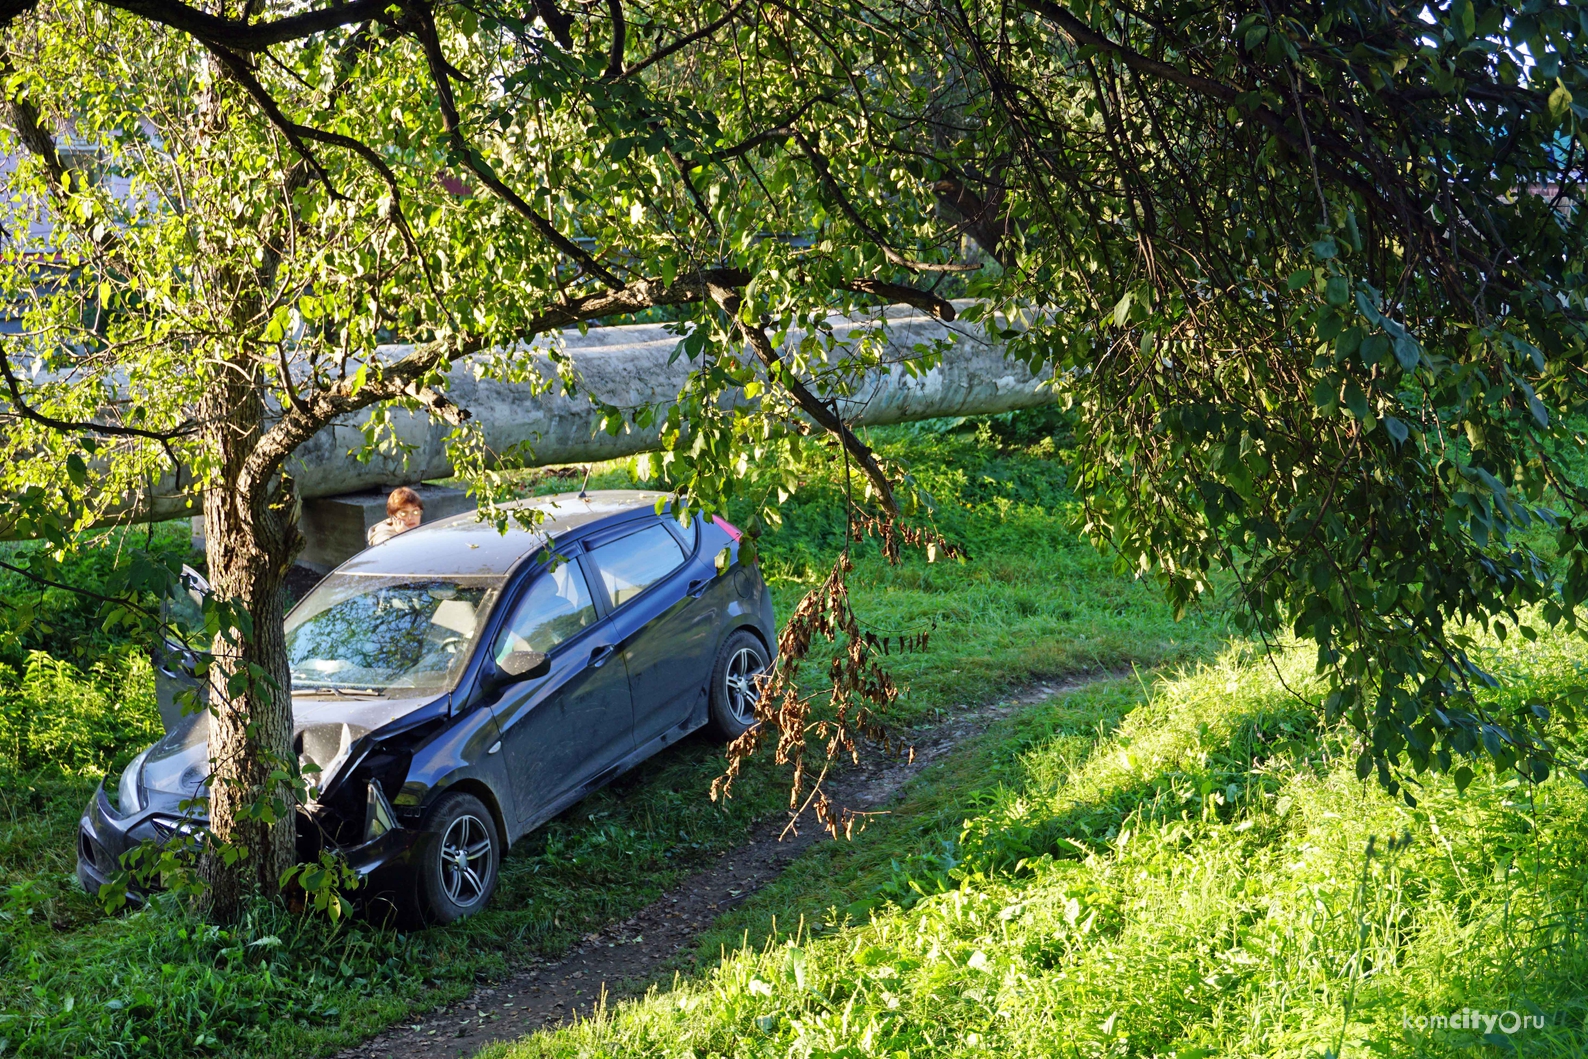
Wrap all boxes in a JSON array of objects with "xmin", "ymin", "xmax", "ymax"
[
  {"xmin": 483, "ymin": 552, "xmax": 634, "ymax": 827},
  {"xmin": 584, "ymin": 519, "xmax": 719, "ymax": 747}
]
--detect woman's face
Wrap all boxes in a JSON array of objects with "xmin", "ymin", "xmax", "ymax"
[{"xmin": 395, "ymin": 506, "xmax": 423, "ymax": 529}]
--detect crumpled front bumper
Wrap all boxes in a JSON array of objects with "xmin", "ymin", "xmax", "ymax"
[{"xmin": 76, "ymin": 783, "xmax": 426, "ymax": 903}]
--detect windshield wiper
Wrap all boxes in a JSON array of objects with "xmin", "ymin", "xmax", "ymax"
[{"xmin": 291, "ymin": 685, "xmax": 380, "ymax": 698}]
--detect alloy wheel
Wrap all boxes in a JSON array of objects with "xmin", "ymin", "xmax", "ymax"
[
  {"xmin": 724, "ymin": 645, "xmax": 766, "ymax": 724},
  {"xmin": 438, "ymin": 813, "xmax": 492, "ymax": 907}
]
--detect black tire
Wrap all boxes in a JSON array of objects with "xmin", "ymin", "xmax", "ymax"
[
  {"xmin": 707, "ymin": 629, "xmax": 769, "ymax": 739},
  {"xmin": 413, "ymin": 791, "xmax": 500, "ymax": 924}
]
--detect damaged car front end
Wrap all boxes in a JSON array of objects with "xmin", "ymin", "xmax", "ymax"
[
  {"xmin": 79, "ymin": 565, "xmax": 514, "ymax": 911},
  {"xmin": 78, "ymin": 490, "xmax": 778, "ymax": 921}
]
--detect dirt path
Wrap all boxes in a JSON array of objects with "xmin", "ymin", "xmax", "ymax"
[{"xmin": 334, "ymin": 675, "xmax": 1100, "ymax": 1059}]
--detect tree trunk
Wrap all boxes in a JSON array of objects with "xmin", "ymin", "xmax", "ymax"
[{"xmin": 197, "ymin": 371, "xmax": 304, "ymax": 921}]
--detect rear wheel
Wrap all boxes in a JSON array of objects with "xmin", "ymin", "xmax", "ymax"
[
  {"xmin": 413, "ymin": 791, "xmax": 500, "ymax": 923},
  {"xmin": 707, "ymin": 629, "xmax": 769, "ymax": 739}
]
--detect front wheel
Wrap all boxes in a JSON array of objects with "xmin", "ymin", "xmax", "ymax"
[
  {"xmin": 707, "ymin": 630, "xmax": 769, "ymax": 739},
  {"xmin": 413, "ymin": 791, "xmax": 500, "ymax": 923}
]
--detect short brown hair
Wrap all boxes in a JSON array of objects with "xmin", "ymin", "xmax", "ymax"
[{"xmin": 387, "ymin": 486, "xmax": 424, "ymax": 516}]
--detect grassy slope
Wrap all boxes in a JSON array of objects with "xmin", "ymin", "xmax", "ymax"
[
  {"xmin": 0, "ymin": 422, "xmax": 1228, "ymax": 1057},
  {"xmin": 491, "ymin": 629, "xmax": 1588, "ymax": 1059}
]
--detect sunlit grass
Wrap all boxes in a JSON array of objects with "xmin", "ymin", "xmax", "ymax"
[
  {"xmin": 492, "ymin": 628, "xmax": 1588, "ymax": 1059},
  {"xmin": 0, "ymin": 416, "xmax": 1233, "ymax": 1057}
]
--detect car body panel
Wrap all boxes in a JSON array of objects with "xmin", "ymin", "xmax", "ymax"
[
  {"xmin": 78, "ymin": 490, "xmax": 777, "ymax": 908},
  {"xmin": 594, "ymin": 519, "xmax": 720, "ymax": 746},
  {"xmin": 485, "ymin": 610, "xmax": 635, "ymax": 836}
]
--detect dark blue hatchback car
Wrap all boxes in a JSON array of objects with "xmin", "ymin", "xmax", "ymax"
[{"xmin": 77, "ymin": 490, "xmax": 777, "ymax": 921}]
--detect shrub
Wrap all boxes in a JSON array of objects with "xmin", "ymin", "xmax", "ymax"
[{"xmin": 0, "ymin": 649, "xmax": 160, "ymax": 777}]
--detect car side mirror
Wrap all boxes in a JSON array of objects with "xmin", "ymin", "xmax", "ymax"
[{"xmin": 487, "ymin": 649, "xmax": 550, "ymax": 691}]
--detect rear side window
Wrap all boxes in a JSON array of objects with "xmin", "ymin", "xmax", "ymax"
[
  {"xmin": 493, "ymin": 560, "xmax": 597, "ymax": 662},
  {"xmin": 587, "ymin": 524, "xmax": 686, "ymax": 607}
]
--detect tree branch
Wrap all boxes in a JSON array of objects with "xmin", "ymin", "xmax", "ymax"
[
  {"xmin": 1019, "ymin": 0, "xmax": 1387, "ymax": 209},
  {"xmin": 0, "ymin": 348, "xmax": 197, "ymax": 443},
  {"xmin": 706, "ymin": 281, "xmax": 899, "ymax": 518},
  {"xmin": 617, "ymin": 0, "xmax": 750, "ymax": 80},
  {"xmin": 711, "ymin": 95, "xmax": 835, "ymax": 161},
  {"xmin": 1, "ymin": 74, "xmax": 66, "ymax": 194},
  {"xmin": 840, "ymin": 279, "xmax": 955, "ymax": 321},
  {"xmin": 601, "ymin": 0, "xmax": 625, "ymax": 79},
  {"xmin": 399, "ymin": 0, "xmax": 622, "ymax": 288},
  {"xmin": 246, "ymin": 267, "xmax": 752, "ymax": 486},
  {"xmin": 932, "ymin": 176, "xmax": 1016, "ymax": 269},
  {"xmin": 790, "ymin": 128, "xmax": 978, "ymax": 274},
  {"xmin": 0, "ymin": 0, "xmax": 37, "ymax": 33},
  {"xmin": 97, "ymin": 0, "xmax": 390, "ymax": 52},
  {"xmin": 532, "ymin": 0, "xmax": 573, "ymax": 48}
]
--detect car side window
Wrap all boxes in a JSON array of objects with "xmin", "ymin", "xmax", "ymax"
[
  {"xmin": 587, "ymin": 524, "xmax": 686, "ymax": 608},
  {"xmin": 492, "ymin": 560, "xmax": 597, "ymax": 663}
]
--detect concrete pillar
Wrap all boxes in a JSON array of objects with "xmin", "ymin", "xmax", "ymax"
[
  {"xmin": 193, "ymin": 484, "xmax": 478, "ymax": 571},
  {"xmin": 297, "ymin": 484, "xmax": 476, "ymax": 572}
]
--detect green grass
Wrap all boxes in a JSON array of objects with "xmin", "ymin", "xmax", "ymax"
[
  {"xmin": 488, "ymin": 626, "xmax": 1588, "ymax": 1059},
  {"xmin": 0, "ymin": 415, "xmax": 1229, "ymax": 1057}
]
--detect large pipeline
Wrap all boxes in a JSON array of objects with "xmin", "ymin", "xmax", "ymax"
[{"xmin": 71, "ymin": 305, "xmax": 1056, "ymax": 527}]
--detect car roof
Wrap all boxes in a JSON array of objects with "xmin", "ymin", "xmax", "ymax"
[{"xmin": 330, "ymin": 489, "xmax": 669, "ymax": 578}]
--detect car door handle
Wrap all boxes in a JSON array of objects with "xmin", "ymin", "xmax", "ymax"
[
  {"xmin": 687, "ymin": 578, "xmax": 709, "ymax": 598},
  {"xmin": 589, "ymin": 644, "xmax": 616, "ymax": 668}
]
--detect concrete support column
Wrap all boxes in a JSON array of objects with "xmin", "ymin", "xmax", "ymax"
[
  {"xmin": 190, "ymin": 483, "xmax": 477, "ymax": 574},
  {"xmin": 297, "ymin": 484, "xmax": 476, "ymax": 572}
]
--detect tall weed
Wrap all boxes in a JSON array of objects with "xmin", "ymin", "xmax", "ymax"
[
  {"xmin": 498, "ymin": 635, "xmax": 1588, "ymax": 1059},
  {"xmin": 0, "ymin": 650, "xmax": 160, "ymax": 777}
]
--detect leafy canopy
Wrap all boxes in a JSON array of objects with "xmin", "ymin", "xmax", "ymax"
[{"xmin": 1, "ymin": 0, "xmax": 1587, "ymax": 803}]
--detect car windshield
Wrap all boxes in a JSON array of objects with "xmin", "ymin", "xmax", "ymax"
[{"xmin": 285, "ymin": 574, "xmax": 504, "ymax": 696}]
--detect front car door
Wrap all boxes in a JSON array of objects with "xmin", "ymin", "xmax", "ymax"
[
  {"xmin": 483, "ymin": 551, "xmax": 634, "ymax": 829},
  {"xmin": 584, "ymin": 519, "xmax": 718, "ymax": 747}
]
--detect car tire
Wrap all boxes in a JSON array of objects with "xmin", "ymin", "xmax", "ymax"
[
  {"xmin": 707, "ymin": 629, "xmax": 769, "ymax": 740},
  {"xmin": 413, "ymin": 791, "xmax": 500, "ymax": 923}
]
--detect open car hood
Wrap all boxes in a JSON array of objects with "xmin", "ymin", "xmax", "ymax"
[{"xmin": 139, "ymin": 691, "xmax": 447, "ymax": 801}]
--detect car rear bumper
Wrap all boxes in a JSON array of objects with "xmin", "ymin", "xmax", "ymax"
[{"xmin": 77, "ymin": 783, "xmax": 427, "ymax": 902}]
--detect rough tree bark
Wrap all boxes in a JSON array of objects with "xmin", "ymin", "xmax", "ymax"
[{"xmin": 196, "ymin": 350, "xmax": 305, "ymax": 918}]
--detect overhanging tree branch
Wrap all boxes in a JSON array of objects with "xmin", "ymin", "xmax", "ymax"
[
  {"xmin": 707, "ymin": 281, "xmax": 900, "ymax": 519},
  {"xmin": 601, "ymin": 0, "xmax": 625, "ymax": 79},
  {"xmin": 97, "ymin": 0, "xmax": 391, "ymax": 51},
  {"xmin": 399, "ymin": 0, "xmax": 623, "ymax": 288},
  {"xmin": 0, "ymin": 349, "xmax": 197, "ymax": 444},
  {"xmin": 790, "ymin": 128, "xmax": 978, "ymax": 274},
  {"xmin": 617, "ymin": 0, "xmax": 751, "ymax": 80},
  {"xmin": 840, "ymin": 279, "xmax": 956, "ymax": 321}
]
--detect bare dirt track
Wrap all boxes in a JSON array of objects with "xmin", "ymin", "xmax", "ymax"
[{"xmin": 333, "ymin": 675, "xmax": 1101, "ymax": 1059}]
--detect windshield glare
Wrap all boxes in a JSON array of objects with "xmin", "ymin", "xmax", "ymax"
[{"xmin": 285, "ymin": 574, "xmax": 503, "ymax": 696}]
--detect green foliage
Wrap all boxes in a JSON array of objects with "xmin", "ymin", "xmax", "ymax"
[
  {"xmin": 501, "ymin": 419, "xmax": 1226, "ymax": 722},
  {"xmin": 0, "ymin": 649, "xmax": 158, "ymax": 777},
  {"xmin": 955, "ymin": 0, "xmax": 1588, "ymax": 790},
  {"xmin": 0, "ymin": 425, "xmax": 1226, "ymax": 1057},
  {"xmin": 0, "ymin": 522, "xmax": 192, "ymax": 670},
  {"xmin": 498, "ymin": 627, "xmax": 1588, "ymax": 1059}
]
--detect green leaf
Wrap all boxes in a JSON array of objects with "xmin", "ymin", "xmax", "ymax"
[
  {"xmin": 1528, "ymin": 394, "xmax": 1549, "ymax": 427},
  {"xmin": 1392, "ymin": 336, "xmax": 1421, "ymax": 371},
  {"xmin": 1311, "ymin": 376, "xmax": 1337, "ymax": 411},
  {"xmin": 1112, "ymin": 292, "xmax": 1133, "ymax": 328},
  {"xmin": 1551, "ymin": 82, "xmax": 1574, "ymax": 121},
  {"xmin": 1360, "ymin": 334, "xmax": 1389, "ymax": 366},
  {"xmin": 1324, "ymin": 275, "xmax": 1350, "ymax": 306},
  {"xmin": 66, "ymin": 453, "xmax": 87, "ymax": 487},
  {"xmin": 1382, "ymin": 416, "xmax": 1409, "ymax": 445},
  {"xmin": 1334, "ymin": 325, "xmax": 1363, "ymax": 362},
  {"xmin": 1343, "ymin": 380, "xmax": 1370, "ymax": 421}
]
